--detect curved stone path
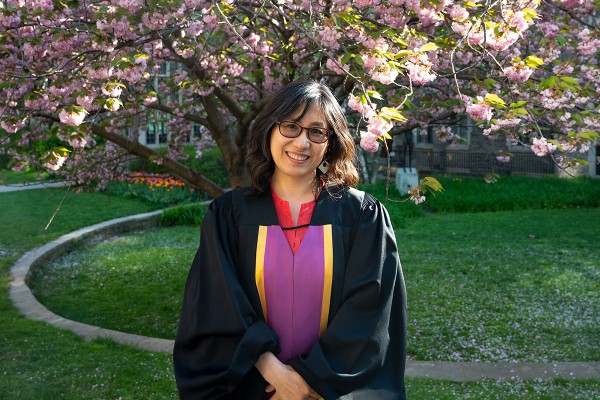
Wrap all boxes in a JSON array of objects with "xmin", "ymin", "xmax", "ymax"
[{"xmin": 6, "ymin": 184, "xmax": 600, "ymax": 382}]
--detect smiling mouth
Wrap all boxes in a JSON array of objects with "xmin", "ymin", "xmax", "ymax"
[{"xmin": 286, "ymin": 152, "xmax": 309, "ymax": 161}]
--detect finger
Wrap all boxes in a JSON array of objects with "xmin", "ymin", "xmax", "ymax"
[{"xmin": 265, "ymin": 384, "xmax": 275, "ymax": 393}]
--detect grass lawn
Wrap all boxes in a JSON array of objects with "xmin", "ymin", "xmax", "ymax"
[
  {"xmin": 0, "ymin": 169, "xmax": 50, "ymax": 185},
  {"xmin": 2, "ymin": 185, "xmax": 599, "ymax": 399},
  {"xmin": 30, "ymin": 208, "xmax": 600, "ymax": 364},
  {"xmin": 0, "ymin": 189, "xmax": 177, "ymax": 399}
]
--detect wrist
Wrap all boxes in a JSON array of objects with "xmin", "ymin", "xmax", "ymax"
[{"xmin": 255, "ymin": 352, "xmax": 282, "ymax": 382}]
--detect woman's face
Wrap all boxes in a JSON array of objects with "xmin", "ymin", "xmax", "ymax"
[{"xmin": 270, "ymin": 102, "xmax": 329, "ymax": 185}]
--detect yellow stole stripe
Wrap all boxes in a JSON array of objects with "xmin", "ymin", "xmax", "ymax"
[
  {"xmin": 320, "ymin": 224, "xmax": 333, "ymax": 335},
  {"xmin": 255, "ymin": 226, "xmax": 268, "ymax": 322}
]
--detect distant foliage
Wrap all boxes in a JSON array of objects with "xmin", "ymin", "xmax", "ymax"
[
  {"xmin": 359, "ymin": 181, "xmax": 425, "ymax": 228},
  {"xmin": 423, "ymin": 176, "xmax": 600, "ymax": 213},
  {"xmin": 160, "ymin": 204, "xmax": 208, "ymax": 227}
]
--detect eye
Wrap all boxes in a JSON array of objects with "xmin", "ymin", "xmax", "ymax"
[
  {"xmin": 309, "ymin": 128, "xmax": 326, "ymax": 136},
  {"xmin": 282, "ymin": 122, "xmax": 300, "ymax": 131}
]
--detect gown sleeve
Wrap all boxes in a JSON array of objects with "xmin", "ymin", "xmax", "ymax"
[
  {"xmin": 288, "ymin": 194, "xmax": 407, "ymax": 400},
  {"xmin": 173, "ymin": 193, "xmax": 280, "ymax": 399}
]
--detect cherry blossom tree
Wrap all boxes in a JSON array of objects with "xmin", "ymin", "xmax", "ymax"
[{"xmin": 0, "ymin": 0, "xmax": 597, "ymax": 199}]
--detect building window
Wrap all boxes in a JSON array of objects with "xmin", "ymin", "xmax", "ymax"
[
  {"xmin": 412, "ymin": 113, "xmax": 471, "ymax": 149},
  {"xmin": 145, "ymin": 112, "xmax": 169, "ymax": 146}
]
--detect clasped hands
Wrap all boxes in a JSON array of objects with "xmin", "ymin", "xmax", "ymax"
[{"xmin": 255, "ymin": 352, "xmax": 322, "ymax": 400}]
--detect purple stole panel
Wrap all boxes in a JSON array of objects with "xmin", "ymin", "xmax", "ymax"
[{"xmin": 255, "ymin": 225, "xmax": 333, "ymax": 362}]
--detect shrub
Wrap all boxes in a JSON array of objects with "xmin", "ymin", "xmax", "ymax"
[
  {"xmin": 424, "ymin": 175, "xmax": 600, "ymax": 213},
  {"xmin": 181, "ymin": 146, "xmax": 231, "ymax": 188},
  {"xmin": 160, "ymin": 203, "xmax": 207, "ymax": 226},
  {"xmin": 358, "ymin": 180, "xmax": 424, "ymax": 228}
]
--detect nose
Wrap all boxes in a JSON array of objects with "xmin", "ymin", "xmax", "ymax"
[{"xmin": 292, "ymin": 128, "xmax": 311, "ymax": 147}]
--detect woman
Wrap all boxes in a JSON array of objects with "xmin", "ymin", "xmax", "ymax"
[{"xmin": 173, "ymin": 80, "xmax": 407, "ymax": 399}]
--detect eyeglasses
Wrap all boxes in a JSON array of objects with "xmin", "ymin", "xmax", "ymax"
[{"xmin": 277, "ymin": 121, "xmax": 332, "ymax": 144}]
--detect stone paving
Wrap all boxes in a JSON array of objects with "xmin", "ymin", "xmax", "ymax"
[{"xmin": 5, "ymin": 184, "xmax": 600, "ymax": 382}]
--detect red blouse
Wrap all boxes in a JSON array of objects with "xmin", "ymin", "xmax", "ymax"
[{"xmin": 270, "ymin": 186, "xmax": 320, "ymax": 254}]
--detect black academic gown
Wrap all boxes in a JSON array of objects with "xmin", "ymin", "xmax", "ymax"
[{"xmin": 173, "ymin": 186, "xmax": 407, "ymax": 399}]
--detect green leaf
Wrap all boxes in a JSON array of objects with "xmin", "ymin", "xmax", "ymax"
[
  {"xmin": 560, "ymin": 76, "xmax": 579, "ymax": 84},
  {"xmin": 573, "ymin": 158, "xmax": 589, "ymax": 165},
  {"xmin": 524, "ymin": 55, "xmax": 544, "ymax": 68},
  {"xmin": 578, "ymin": 131, "xmax": 599, "ymax": 141},
  {"xmin": 521, "ymin": 8, "xmax": 539, "ymax": 22},
  {"xmin": 380, "ymin": 107, "xmax": 406, "ymax": 122},
  {"xmin": 419, "ymin": 42, "xmax": 438, "ymax": 52},
  {"xmin": 53, "ymin": 147, "xmax": 71, "ymax": 157},
  {"xmin": 367, "ymin": 90, "xmax": 383, "ymax": 100},
  {"xmin": 512, "ymin": 107, "xmax": 529, "ymax": 115},
  {"xmin": 556, "ymin": 35, "xmax": 567, "ymax": 46},
  {"xmin": 538, "ymin": 76, "xmax": 557, "ymax": 90},
  {"xmin": 483, "ymin": 78, "xmax": 497, "ymax": 91},
  {"xmin": 340, "ymin": 53, "xmax": 352, "ymax": 64},
  {"xmin": 419, "ymin": 177, "xmax": 444, "ymax": 194},
  {"xmin": 510, "ymin": 101, "xmax": 528, "ymax": 108},
  {"xmin": 483, "ymin": 93, "xmax": 506, "ymax": 108},
  {"xmin": 394, "ymin": 50, "xmax": 414, "ymax": 59}
]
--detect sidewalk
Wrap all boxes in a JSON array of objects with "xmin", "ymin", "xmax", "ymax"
[
  {"xmin": 0, "ymin": 181, "xmax": 67, "ymax": 192},
  {"xmin": 4, "ymin": 185, "xmax": 600, "ymax": 383}
]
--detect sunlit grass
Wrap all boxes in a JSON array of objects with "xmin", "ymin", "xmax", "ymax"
[
  {"xmin": 30, "ymin": 208, "xmax": 600, "ymax": 364},
  {"xmin": 3, "ymin": 181, "xmax": 600, "ymax": 399}
]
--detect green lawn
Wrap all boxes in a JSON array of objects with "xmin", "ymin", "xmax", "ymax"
[
  {"xmin": 2, "ymin": 186, "xmax": 599, "ymax": 399},
  {"xmin": 30, "ymin": 208, "xmax": 600, "ymax": 364}
]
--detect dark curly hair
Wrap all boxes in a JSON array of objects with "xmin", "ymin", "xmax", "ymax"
[{"xmin": 245, "ymin": 79, "xmax": 359, "ymax": 193}]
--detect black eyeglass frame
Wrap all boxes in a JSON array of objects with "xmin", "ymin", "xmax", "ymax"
[{"xmin": 276, "ymin": 121, "xmax": 332, "ymax": 144}]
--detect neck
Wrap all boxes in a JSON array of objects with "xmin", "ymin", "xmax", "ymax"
[{"xmin": 271, "ymin": 172, "xmax": 318, "ymax": 202}]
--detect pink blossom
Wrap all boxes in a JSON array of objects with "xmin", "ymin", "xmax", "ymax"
[
  {"xmin": 504, "ymin": 62, "xmax": 533, "ymax": 83},
  {"xmin": 487, "ymin": 28, "xmax": 520, "ymax": 51},
  {"xmin": 348, "ymin": 94, "xmax": 363, "ymax": 113},
  {"xmin": 45, "ymin": 154, "xmax": 67, "ymax": 171},
  {"xmin": 497, "ymin": 118, "xmax": 521, "ymax": 128},
  {"xmin": 561, "ymin": 0, "xmax": 585, "ymax": 7},
  {"xmin": 371, "ymin": 64, "xmax": 399, "ymax": 85},
  {"xmin": 496, "ymin": 155, "xmax": 511, "ymax": 162},
  {"xmin": 360, "ymin": 131, "xmax": 379, "ymax": 152},
  {"xmin": 531, "ymin": 137, "xmax": 557, "ymax": 156},
  {"xmin": 447, "ymin": 5, "xmax": 469, "ymax": 21},
  {"xmin": 412, "ymin": 195, "xmax": 426, "ymax": 205},
  {"xmin": 406, "ymin": 54, "xmax": 436, "ymax": 85},
  {"xmin": 538, "ymin": 22, "xmax": 559, "ymax": 39},
  {"xmin": 186, "ymin": 20, "xmax": 204, "ymax": 37},
  {"xmin": 68, "ymin": 134, "xmax": 90, "ymax": 149},
  {"xmin": 577, "ymin": 29, "xmax": 600, "ymax": 55},
  {"xmin": 1, "ymin": 120, "xmax": 25, "ymax": 133},
  {"xmin": 367, "ymin": 115, "xmax": 393, "ymax": 137},
  {"xmin": 540, "ymin": 89, "xmax": 571, "ymax": 110},
  {"xmin": 361, "ymin": 53, "xmax": 385, "ymax": 72},
  {"xmin": 144, "ymin": 95, "xmax": 157, "ymax": 106},
  {"xmin": 552, "ymin": 64, "xmax": 575, "ymax": 75},
  {"xmin": 317, "ymin": 26, "xmax": 341, "ymax": 50},
  {"xmin": 325, "ymin": 57, "xmax": 347, "ymax": 75},
  {"xmin": 77, "ymin": 95, "xmax": 95, "ymax": 109},
  {"xmin": 466, "ymin": 97, "xmax": 493, "ymax": 122},
  {"xmin": 12, "ymin": 162, "xmax": 27, "ymax": 172},
  {"xmin": 102, "ymin": 85, "xmax": 122, "ymax": 98},
  {"xmin": 59, "ymin": 109, "xmax": 86, "ymax": 126},
  {"xmin": 508, "ymin": 12, "xmax": 529, "ymax": 32}
]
